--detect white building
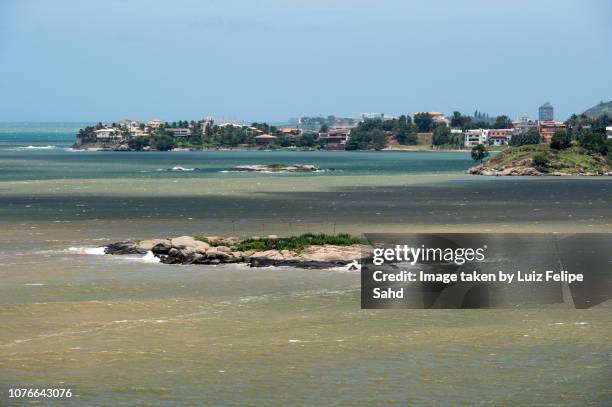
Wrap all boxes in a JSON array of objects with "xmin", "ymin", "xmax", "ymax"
[
  {"xmin": 606, "ymin": 126, "xmax": 612, "ymax": 140},
  {"xmin": 464, "ymin": 129, "xmax": 489, "ymax": 147},
  {"xmin": 146, "ymin": 119, "xmax": 163, "ymax": 129},
  {"xmin": 358, "ymin": 113, "xmax": 387, "ymax": 121},
  {"xmin": 129, "ymin": 128, "xmax": 147, "ymax": 138},
  {"xmin": 488, "ymin": 129, "xmax": 513, "ymax": 146},
  {"xmin": 94, "ymin": 128, "xmax": 120, "ymax": 141}
]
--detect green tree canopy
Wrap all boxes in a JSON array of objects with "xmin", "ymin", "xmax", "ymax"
[{"xmin": 471, "ymin": 144, "xmax": 489, "ymax": 163}]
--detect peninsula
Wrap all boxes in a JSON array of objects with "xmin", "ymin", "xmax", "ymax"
[{"xmin": 72, "ymin": 107, "xmax": 611, "ymax": 159}]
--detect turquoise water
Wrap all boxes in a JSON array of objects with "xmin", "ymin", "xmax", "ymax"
[{"xmin": 0, "ymin": 124, "xmax": 474, "ymax": 181}]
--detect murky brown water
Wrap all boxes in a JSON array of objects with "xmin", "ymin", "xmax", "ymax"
[{"xmin": 1, "ymin": 169, "xmax": 611, "ymax": 405}]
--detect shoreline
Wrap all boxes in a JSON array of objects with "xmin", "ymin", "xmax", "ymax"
[{"xmin": 71, "ymin": 145, "xmax": 473, "ymax": 153}]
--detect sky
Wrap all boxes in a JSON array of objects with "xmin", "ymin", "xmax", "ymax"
[{"xmin": 0, "ymin": 0, "xmax": 610, "ymax": 122}]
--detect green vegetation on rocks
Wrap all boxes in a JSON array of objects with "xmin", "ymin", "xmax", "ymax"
[
  {"xmin": 468, "ymin": 144, "xmax": 611, "ymax": 176},
  {"xmin": 234, "ymin": 233, "xmax": 364, "ymax": 253}
]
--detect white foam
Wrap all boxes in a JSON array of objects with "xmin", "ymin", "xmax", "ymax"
[
  {"xmin": 139, "ymin": 251, "xmax": 160, "ymax": 263},
  {"xmin": 157, "ymin": 166, "xmax": 197, "ymax": 172},
  {"xmin": 67, "ymin": 246, "xmax": 106, "ymax": 255},
  {"xmin": 16, "ymin": 145, "xmax": 57, "ymax": 150}
]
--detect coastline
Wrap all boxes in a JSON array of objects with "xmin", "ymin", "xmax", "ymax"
[{"xmin": 71, "ymin": 145, "xmax": 472, "ymax": 153}]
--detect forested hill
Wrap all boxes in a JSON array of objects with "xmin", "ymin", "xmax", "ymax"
[{"xmin": 583, "ymin": 101, "xmax": 612, "ymax": 118}]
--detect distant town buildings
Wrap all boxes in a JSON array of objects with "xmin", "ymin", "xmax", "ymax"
[
  {"xmin": 318, "ymin": 128, "xmax": 350, "ymax": 149},
  {"xmin": 539, "ymin": 102, "xmax": 554, "ymax": 121},
  {"xmin": 281, "ymin": 128, "xmax": 303, "ymax": 143},
  {"xmin": 93, "ymin": 128, "xmax": 119, "ymax": 140},
  {"xmin": 538, "ymin": 120, "xmax": 565, "ymax": 143},
  {"xmin": 358, "ymin": 113, "xmax": 387, "ymax": 121},
  {"xmin": 146, "ymin": 119, "xmax": 163, "ymax": 130},
  {"xmin": 512, "ymin": 115, "xmax": 538, "ymax": 134},
  {"xmin": 464, "ymin": 129, "xmax": 489, "ymax": 147},
  {"xmin": 254, "ymin": 134, "xmax": 277, "ymax": 146},
  {"xmin": 488, "ymin": 129, "xmax": 513, "ymax": 146},
  {"xmin": 166, "ymin": 128, "xmax": 191, "ymax": 138}
]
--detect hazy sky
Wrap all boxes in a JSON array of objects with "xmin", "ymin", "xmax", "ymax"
[{"xmin": 0, "ymin": 0, "xmax": 610, "ymax": 122}]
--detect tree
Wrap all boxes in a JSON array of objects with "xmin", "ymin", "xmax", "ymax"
[
  {"xmin": 550, "ymin": 130, "xmax": 571, "ymax": 150},
  {"xmin": 578, "ymin": 131, "xmax": 608, "ymax": 154},
  {"xmin": 471, "ymin": 144, "xmax": 489, "ymax": 163},
  {"xmin": 128, "ymin": 136, "xmax": 150, "ymax": 151},
  {"xmin": 532, "ymin": 153, "xmax": 549, "ymax": 170},
  {"xmin": 319, "ymin": 124, "xmax": 329, "ymax": 133},
  {"xmin": 371, "ymin": 129, "xmax": 388, "ymax": 150},
  {"xmin": 298, "ymin": 133, "xmax": 316, "ymax": 147},
  {"xmin": 492, "ymin": 115, "xmax": 513, "ymax": 129},
  {"xmin": 510, "ymin": 128, "xmax": 541, "ymax": 146},
  {"xmin": 152, "ymin": 134, "xmax": 175, "ymax": 151},
  {"xmin": 414, "ymin": 113, "xmax": 434, "ymax": 132},
  {"xmin": 432, "ymin": 125, "xmax": 450, "ymax": 146}
]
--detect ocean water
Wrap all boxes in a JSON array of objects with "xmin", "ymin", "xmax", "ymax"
[
  {"xmin": 1, "ymin": 125, "xmax": 611, "ymax": 406},
  {"xmin": 0, "ymin": 125, "xmax": 473, "ymax": 181}
]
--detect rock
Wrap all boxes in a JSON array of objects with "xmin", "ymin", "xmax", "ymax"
[
  {"xmin": 151, "ymin": 241, "xmax": 172, "ymax": 255},
  {"xmin": 250, "ymin": 250, "xmax": 285, "ymax": 260},
  {"xmin": 179, "ymin": 247, "xmax": 196, "ymax": 258},
  {"xmin": 171, "ymin": 236, "xmax": 198, "ymax": 249},
  {"xmin": 105, "ymin": 236, "xmax": 370, "ymax": 269},
  {"xmin": 298, "ymin": 244, "xmax": 363, "ymax": 263},
  {"xmin": 137, "ymin": 239, "xmax": 170, "ymax": 252},
  {"xmin": 105, "ymin": 241, "xmax": 145, "ymax": 255},
  {"xmin": 280, "ymin": 249, "xmax": 296, "ymax": 259},
  {"xmin": 192, "ymin": 241, "xmax": 210, "ymax": 253},
  {"xmin": 229, "ymin": 164, "xmax": 322, "ymax": 173},
  {"xmin": 249, "ymin": 258, "xmax": 346, "ymax": 269}
]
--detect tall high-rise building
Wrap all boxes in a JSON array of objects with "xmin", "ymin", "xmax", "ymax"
[{"xmin": 538, "ymin": 102, "xmax": 554, "ymax": 121}]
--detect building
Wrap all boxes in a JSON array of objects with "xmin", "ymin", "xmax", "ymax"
[
  {"xmin": 281, "ymin": 128, "xmax": 303, "ymax": 143},
  {"xmin": 539, "ymin": 120, "xmax": 565, "ymax": 143},
  {"xmin": 539, "ymin": 103, "xmax": 554, "ymax": 121},
  {"xmin": 255, "ymin": 134, "xmax": 277, "ymax": 146},
  {"xmin": 166, "ymin": 128, "xmax": 191, "ymax": 138},
  {"xmin": 129, "ymin": 128, "xmax": 147, "ymax": 138},
  {"xmin": 318, "ymin": 128, "xmax": 349, "ymax": 150},
  {"xmin": 464, "ymin": 129, "xmax": 489, "ymax": 148},
  {"xmin": 488, "ymin": 129, "xmax": 513, "ymax": 146},
  {"xmin": 512, "ymin": 115, "xmax": 538, "ymax": 134},
  {"xmin": 606, "ymin": 126, "xmax": 612, "ymax": 140},
  {"xmin": 358, "ymin": 113, "xmax": 385, "ymax": 121},
  {"xmin": 146, "ymin": 119, "xmax": 163, "ymax": 129},
  {"xmin": 94, "ymin": 128, "xmax": 120, "ymax": 141}
]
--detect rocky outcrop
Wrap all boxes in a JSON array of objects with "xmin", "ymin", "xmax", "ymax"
[
  {"xmin": 229, "ymin": 164, "xmax": 322, "ymax": 173},
  {"xmin": 468, "ymin": 164, "xmax": 612, "ymax": 177},
  {"xmin": 105, "ymin": 241, "xmax": 147, "ymax": 255},
  {"xmin": 467, "ymin": 165, "xmax": 545, "ymax": 176},
  {"xmin": 467, "ymin": 146, "xmax": 612, "ymax": 176},
  {"xmin": 104, "ymin": 235, "xmax": 367, "ymax": 269}
]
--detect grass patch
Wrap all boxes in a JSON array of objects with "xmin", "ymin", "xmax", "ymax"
[
  {"xmin": 484, "ymin": 144, "xmax": 609, "ymax": 174},
  {"xmin": 194, "ymin": 235, "xmax": 209, "ymax": 243},
  {"xmin": 234, "ymin": 233, "xmax": 364, "ymax": 253}
]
